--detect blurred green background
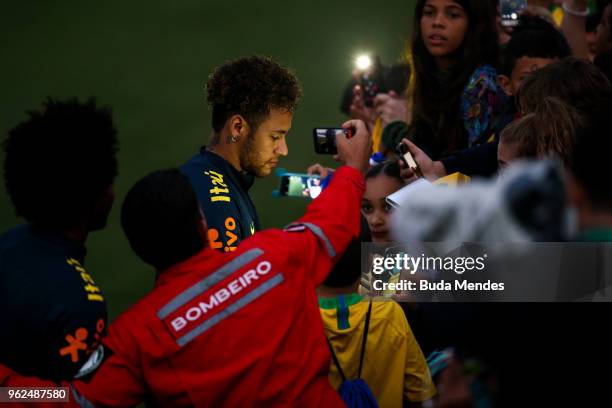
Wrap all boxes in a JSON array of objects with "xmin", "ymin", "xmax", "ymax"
[{"xmin": 0, "ymin": 0, "xmax": 414, "ymax": 319}]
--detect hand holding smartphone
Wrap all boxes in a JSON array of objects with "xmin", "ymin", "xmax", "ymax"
[
  {"xmin": 397, "ymin": 142, "xmax": 423, "ymax": 179},
  {"xmin": 313, "ymin": 127, "xmax": 354, "ymax": 155}
]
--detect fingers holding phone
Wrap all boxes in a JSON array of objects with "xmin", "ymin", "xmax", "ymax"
[
  {"xmin": 398, "ymin": 160, "xmax": 419, "ymax": 184},
  {"xmin": 397, "ymin": 140, "xmax": 423, "ymax": 179},
  {"xmin": 397, "ymin": 138, "xmax": 446, "ymax": 182},
  {"xmin": 306, "ymin": 163, "xmax": 333, "ymax": 179},
  {"xmin": 336, "ymin": 119, "xmax": 372, "ymax": 174}
]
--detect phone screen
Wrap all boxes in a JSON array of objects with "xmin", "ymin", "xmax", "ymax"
[
  {"xmin": 280, "ymin": 175, "xmax": 323, "ymax": 199},
  {"xmin": 397, "ymin": 142, "xmax": 422, "ymax": 178},
  {"xmin": 405, "ymin": 151, "xmax": 418, "ymax": 167},
  {"xmin": 313, "ymin": 128, "xmax": 350, "ymax": 154},
  {"xmin": 500, "ymin": 0, "xmax": 527, "ymax": 26}
]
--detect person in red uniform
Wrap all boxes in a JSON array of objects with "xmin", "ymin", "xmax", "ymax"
[{"xmin": 0, "ymin": 119, "xmax": 371, "ymax": 407}]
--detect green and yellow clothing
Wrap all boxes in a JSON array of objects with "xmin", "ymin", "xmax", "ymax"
[{"xmin": 319, "ymin": 294, "xmax": 436, "ymax": 407}]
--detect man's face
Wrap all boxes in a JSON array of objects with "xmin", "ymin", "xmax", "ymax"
[
  {"xmin": 499, "ymin": 56, "xmax": 557, "ymax": 96},
  {"xmin": 240, "ymin": 108, "xmax": 292, "ymax": 177}
]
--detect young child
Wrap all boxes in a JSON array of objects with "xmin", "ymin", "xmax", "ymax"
[
  {"xmin": 497, "ymin": 97, "xmax": 581, "ymax": 168},
  {"xmin": 515, "ymin": 57, "xmax": 611, "ymax": 116},
  {"xmin": 317, "ymin": 234, "xmax": 436, "ymax": 408},
  {"xmin": 409, "ymin": 0, "xmax": 506, "ymax": 159},
  {"xmin": 497, "ymin": 15, "xmax": 571, "ymax": 98},
  {"xmin": 361, "ymin": 161, "xmax": 405, "ymax": 243}
]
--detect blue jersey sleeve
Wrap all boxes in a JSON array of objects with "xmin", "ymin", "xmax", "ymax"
[{"xmin": 189, "ymin": 168, "xmax": 245, "ymax": 253}]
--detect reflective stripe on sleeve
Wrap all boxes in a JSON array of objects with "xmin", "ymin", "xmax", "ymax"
[
  {"xmin": 176, "ymin": 273, "xmax": 285, "ymax": 347},
  {"xmin": 157, "ymin": 248, "xmax": 264, "ymax": 319},
  {"xmin": 285, "ymin": 222, "xmax": 336, "ymax": 258}
]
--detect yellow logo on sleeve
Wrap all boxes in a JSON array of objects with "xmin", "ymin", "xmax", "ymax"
[
  {"xmin": 204, "ymin": 170, "xmax": 231, "ymax": 202},
  {"xmin": 66, "ymin": 258, "xmax": 104, "ymax": 302}
]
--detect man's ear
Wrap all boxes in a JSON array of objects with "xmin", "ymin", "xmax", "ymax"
[
  {"xmin": 497, "ymin": 74, "xmax": 513, "ymax": 96},
  {"xmin": 228, "ymin": 115, "xmax": 249, "ymax": 142}
]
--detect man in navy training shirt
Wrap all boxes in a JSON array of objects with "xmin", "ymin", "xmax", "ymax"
[
  {"xmin": 0, "ymin": 98, "xmax": 119, "ymax": 382},
  {"xmin": 181, "ymin": 56, "xmax": 302, "ymax": 253}
]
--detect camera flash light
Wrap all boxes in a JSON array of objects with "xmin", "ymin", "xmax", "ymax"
[{"xmin": 355, "ymin": 54, "xmax": 372, "ymax": 71}]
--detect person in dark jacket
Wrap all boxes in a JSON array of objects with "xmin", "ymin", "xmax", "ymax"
[{"xmin": 0, "ymin": 98, "xmax": 118, "ymax": 382}]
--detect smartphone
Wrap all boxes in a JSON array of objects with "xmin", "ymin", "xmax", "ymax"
[
  {"xmin": 277, "ymin": 173, "xmax": 323, "ymax": 199},
  {"xmin": 358, "ymin": 56, "xmax": 385, "ymax": 107},
  {"xmin": 313, "ymin": 127, "xmax": 354, "ymax": 155},
  {"xmin": 397, "ymin": 142, "xmax": 422, "ymax": 178},
  {"xmin": 500, "ymin": 0, "xmax": 527, "ymax": 27}
]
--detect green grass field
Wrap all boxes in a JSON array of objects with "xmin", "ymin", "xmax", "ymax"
[{"xmin": 0, "ymin": 1, "xmax": 414, "ymax": 319}]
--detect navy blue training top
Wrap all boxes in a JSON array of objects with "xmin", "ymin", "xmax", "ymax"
[
  {"xmin": 0, "ymin": 225, "xmax": 107, "ymax": 382},
  {"xmin": 180, "ymin": 148, "xmax": 261, "ymax": 253}
]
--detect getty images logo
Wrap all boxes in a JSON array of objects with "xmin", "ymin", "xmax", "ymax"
[{"xmin": 171, "ymin": 260, "xmax": 273, "ymax": 332}]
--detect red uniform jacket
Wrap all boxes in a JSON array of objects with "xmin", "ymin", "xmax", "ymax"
[{"xmin": 0, "ymin": 166, "xmax": 365, "ymax": 407}]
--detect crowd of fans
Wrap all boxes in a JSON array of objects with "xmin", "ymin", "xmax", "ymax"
[{"xmin": 1, "ymin": 0, "xmax": 612, "ymax": 407}]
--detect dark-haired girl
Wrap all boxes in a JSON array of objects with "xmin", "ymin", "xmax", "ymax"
[
  {"xmin": 410, "ymin": 0, "xmax": 508, "ymax": 159},
  {"xmin": 361, "ymin": 161, "xmax": 404, "ymax": 243}
]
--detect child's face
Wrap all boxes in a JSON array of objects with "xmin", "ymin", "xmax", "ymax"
[
  {"xmin": 361, "ymin": 175, "xmax": 402, "ymax": 243},
  {"xmin": 499, "ymin": 56, "xmax": 558, "ymax": 96},
  {"xmin": 420, "ymin": 0, "xmax": 469, "ymax": 68}
]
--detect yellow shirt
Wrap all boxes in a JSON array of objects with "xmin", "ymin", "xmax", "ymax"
[{"xmin": 319, "ymin": 295, "xmax": 436, "ymax": 407}]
